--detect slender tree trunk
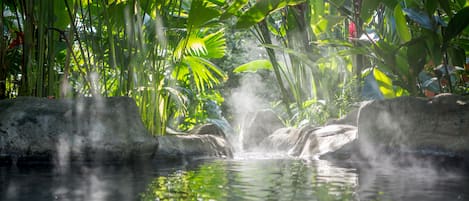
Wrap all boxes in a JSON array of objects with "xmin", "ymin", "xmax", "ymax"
[
  {"xmin": 353, "ymin": 0, "xmax": 364, "ymax": 93},
  {"xmin": 258, "ymin": 20, "xmax": 292, "ymax": 116},
  {"xmin": 0, "ymin": 2, "xmax": 6, "ymax": 99}
]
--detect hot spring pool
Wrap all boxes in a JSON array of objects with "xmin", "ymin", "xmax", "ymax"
[{"xmin": 1, "ymin": 153, "xmax": 468, "ymax": 201}]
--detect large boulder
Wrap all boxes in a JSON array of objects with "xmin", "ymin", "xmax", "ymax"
[
  {"xmin": 0, "ymin": 97, "xmax": 158, "ymax": 165},
  {"xmin": 259, "ymin": 126, "xmax": 319, "ymax": 152},
  {"xmin": 357, "ymin": 94, "xmax": 469, "ymax": 160},
  {"xmin": 258, "ymin": 124, "xmax": 357, "ymax": 159},
  {"xmin": 240, "ymin": 109, "xmax": 284, "ymax": 151},
  {"xmin": 189, "ymin": 123, "xmax": 226, "ymax": 138},
  {"xmin": 157, "ymin": 123, "xmax": 232, "ymax": 159},
  {"xmin": 288, "ymin": 124, "xmax": 357, "ymax": 158}
]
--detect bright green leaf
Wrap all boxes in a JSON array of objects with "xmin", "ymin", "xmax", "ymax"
[
  {"xmin": 53, "ymin": 0, "xmax": 70, "ymax": 29},
  {"xmin": 233, "ymin": 60, "xmax": 273, "ymax": 73},
  {"xmin": 373, "ymin": 68, "xmax": 396, "ymax": 99},
  {"xmin": 203, "ymin": 30, "xmax": 226, "ymax": 58},
  {"xmin": 235, "ymin": 0, "xmax": 305, "ymax": 29},
  {"xmin": 182, "ymin": 56, "xmax": 227, "ymax": 92},
  {"xmin": 221, "ymin": 0, "xmax": 249, "ymax": 19},
  {"xmin": 394, "ymin": 4, "xmax": 412, "ymax": 43},
  {"xmin": 360, "ymin": 0, "xmax": 380, "ymax": 22},
  {"xmin": 188, "ymin": 0, "xmax": 222, "ymax": 29},
  {"xmin": 443, "ymin": 6, "xmax": 469, "ymax": 45}
]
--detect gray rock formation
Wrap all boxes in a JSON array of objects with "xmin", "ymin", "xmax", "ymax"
[
  {"xmin": 240, "ymin": 109, "xmax": 284, "ymax": 151},
  {"xmin": 190, "ymin": 123, "xmax": 226, "ymax": 138},
  {"xmin": 357, "ymin": 94, "xmax": 469, "ymax": 159},
  {"xmin": 0, "ymin": 97, "xmax": 158, "ymax": 165},
  {"xmin": 288, "ymin": 124, "xmax": 357, "ymax": 158},
  {"xmin": 157, "ymin": 123, "xmax": 232, "ymax": 159},
  {"xmin": 327, "ymin": 107, "xmax": 359, "ymax": 126},
  {"xmin": 259, "ymin": 126, "xmax": 319, "ymax": 152},
  {"xmin": 259, "ymin": 124, "xmax": 357, "ymax": 158}
]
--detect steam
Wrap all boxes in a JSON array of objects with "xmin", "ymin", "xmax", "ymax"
[
  {"xmin": 354, "ymin": 100, "xmax": 465, "ymax": 197},
  {"xmin": 54, "ymin": 91, "xmax": 107, "ymax": 168},
  {"xmin": 227, "ymin": 73, "xmax": 272, "ymax": 152}
]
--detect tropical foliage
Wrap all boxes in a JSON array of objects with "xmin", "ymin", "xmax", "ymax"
[
  {"xmin": 1, "ymin": 0, "xmax": 229, "ymax": 134},
  {"xmin": 229, "ymin": 0, "xmax": 469, "ymax": 125},
  {"xmin": 1, "ymin": 0, "xmax": 468, "ymax": 132}
]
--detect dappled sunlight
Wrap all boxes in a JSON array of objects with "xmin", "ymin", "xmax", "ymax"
[{"xmin": 1, "ymin": 0, "xmax": 469, "ymax": 201}]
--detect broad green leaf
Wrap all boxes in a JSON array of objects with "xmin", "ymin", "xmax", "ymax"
[
  {"xmin": 456, "ymin": 0, "xmax": 468, "ymax": 8},
  {"xmin": 316, "ymin": 39, "xmax": 353, "ymax": 48},
  {"xmin": 329, "ymin": 0, "xmax": 346, "ymax": 7},
  {"xmin": 53, "ymin": 0, "xmax": 70, "ymax": 29},
  {"xmin": 426, "ymin": 32, "xmax": 443, "ymax": 65},
  {"xmin": 188, "ymin": 0, "xmax": 222, "ymax": 29},
  {"xmin": 403, "ymin": 8, "xmax": 433, "ymax": 30},
  {"xmin": 395, "ymin": 50, "xmax": 411, "ymax": 80},
  {"xmin": 373, "ymin": 68, "xmax": 396, "ymax": 99},
  {"xmin": 235, "ymin": 0, "xmax": 305, "ymax": 29},
  {"xmin": 395, "ymin": 86, "xmax": 409, "ymax": 97},
  {"xmin": 310, "ymin": 0, "xmax": 324, "ymax": 24},
  {"xmin": 360, "ymin": 0, "xmax": 380, "ymax": 22},
  {"xmin": 403, "ymin": 0, "xmax": 422, "ymax": 8},
  {"xmin": 207, "ymin": 0, "xmax": 226, "ymax": 6},
  {"xmin": 107, "ymin": 2, "xmax": 127, "ymax": 28},
  {"xmin": 425, "ymin": 0, "xmax": 438, "ymax": 15},
  {"xmin": 233, "ymin": 60, "xmax": 273, "ymax": 73},
  {"xmin": 382, "ymin": 0, "xmax": 398, "ymax": 8},
  {"xmin": 220, "ymin": 0, "xmax": 249, "ymax": 19},
  {"xmin": 407, "ymin": 39, "xmax": 427, "ymax": 74},
  {"xmin": 313, "ymin": 18, "xmax": 328, "ymax": 35},
  {"xmin": 443, "ymin": 6, "xmax": 469, "ymax": 44},
  {"xmin": 324, "ymin": 15, "xmax": 346, "ymax": 30},
  {"xmin": 394, "ymin": 4, "xmax": 412, "ymax": 43},
  {"xmin": 447, "ymin": 45, "xmax": 466, "ymax": 67}
]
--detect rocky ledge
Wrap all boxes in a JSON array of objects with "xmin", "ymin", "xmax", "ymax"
[
  {"xmin": 357, "ymin": 94, "xmax": 469, "ymax": 164},
  {"xmin": 0, "ymin": 97, "xmax": 232, "ymax": 166},
  {"xmin": 0, "ymin": 97, "xmax": 158, "ymax": 165},
  {"xmin": 157, "ymin": 123, "xmax": 233, "ymax": 160},
  {"xmin": 245, "ymin": 94, "xmax": 469, "ymax": 168}
]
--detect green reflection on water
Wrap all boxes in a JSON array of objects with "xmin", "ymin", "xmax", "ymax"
[
  {"xmin": 140, "ymin": 159, "xmax": 356, "ymax": 201},
  {"xmin": 141, "ymin": 161, "xmax": 228, "ymax": 201}
]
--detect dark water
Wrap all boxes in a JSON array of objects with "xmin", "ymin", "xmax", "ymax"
[{"xmin": 1, "ymin": 153, "xmax": 468, "ymax": 201}]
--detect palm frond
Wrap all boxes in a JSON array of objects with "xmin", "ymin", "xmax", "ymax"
[
  {"xmin": 182, "ymin": 56, "xmax": 227, "ymax": 92},
  {"xmin": 203, "ymin": 30, "xmax": 226, "ymax": 58}
]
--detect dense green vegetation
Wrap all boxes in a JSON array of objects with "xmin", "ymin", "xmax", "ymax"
[{"xmin": 1, "ymin": 0, "xmax": 469, "ymax": 134}]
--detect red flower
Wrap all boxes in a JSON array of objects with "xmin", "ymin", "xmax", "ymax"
[
  {"xmin": 8, "ymin": 31, "xmax": 24, "ymax": 49},
  {"xmin": 349, "ymin": 22, "xmax": 357, "ymax": 39}
]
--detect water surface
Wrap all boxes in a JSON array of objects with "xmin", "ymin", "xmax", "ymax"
[{"xmin": 1, "ymin": 153, "xmax": 467, "ymax": 201}]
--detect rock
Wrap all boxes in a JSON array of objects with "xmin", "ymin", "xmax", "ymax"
[
  {"xmin": 157, "ymin": 134, "xmax": 232, "ymax": 159},
  {"xmin": 0, "ymin": 96, "xmax": 158, "ymax": 165},
  {"xmin": 240, "ymin": 109, "xmax": 284, "ymax": 151},
  {"xmin": 327, "ymin": 107, "xmax": 359, "ymax": 126},
  {"xmin": 258, "ymin": 124, "xmax": 357, "ymax": 159},
  {"xmin": 357, "ymin": 94, "xmax": 469, "ymax": 160},
  {"xmin": 189, "ymin": 123, "xmax": 226, "ymax": 138},
  {"xmin": 259, "ymin": 126, "xmax": 319, "ymax": 152},
  {"xmin": 288, "ymin": 124, "xmax": 357, "ymax": 158},
  {"xmin": 157, "ymin": 123, "xmax": 233, "ymax": 159}
]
